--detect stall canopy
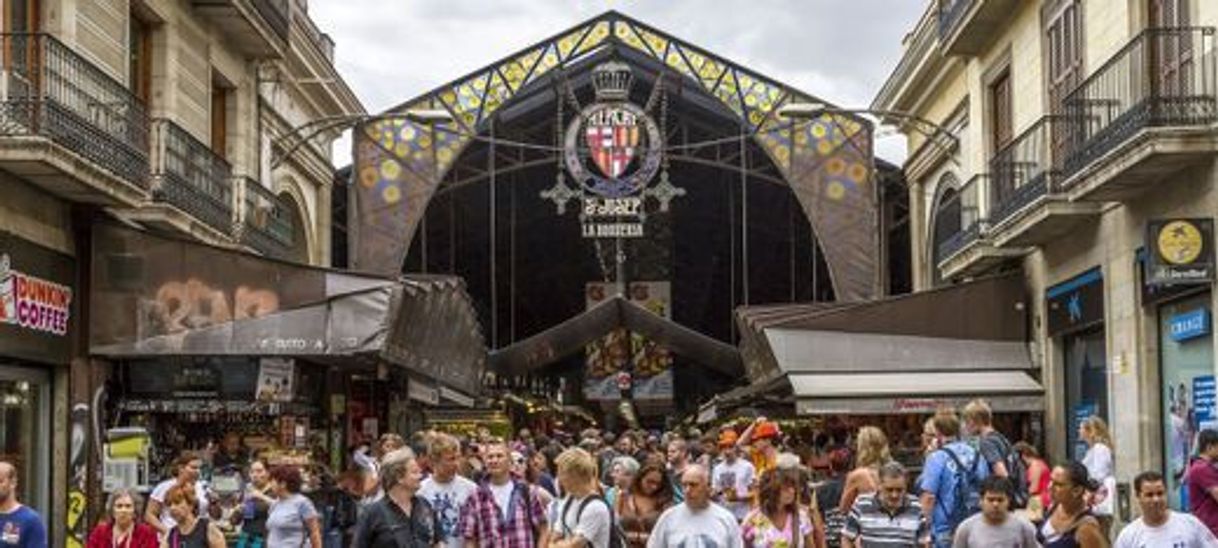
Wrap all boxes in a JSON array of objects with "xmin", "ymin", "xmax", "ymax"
[
  {"xmin": 89, "ymin": 224, "xmax": 485, "ymax": 396},
  {"xmin": 704, "ymin": 273, "xmax": 1039, "ymax": 420},
  {"xmin": 489, "ymin": 294, "xmax": 743, "ymax": 377}
]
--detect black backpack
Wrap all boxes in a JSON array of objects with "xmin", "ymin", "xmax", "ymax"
[
  {"xmin": 986, "ymin": 432, "xmax": 1029, "ymax": 508},
  {"xmin": 561, "ymin": 495, "xmax": 627, "ymax": 548}
]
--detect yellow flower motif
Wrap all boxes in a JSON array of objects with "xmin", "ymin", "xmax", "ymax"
[
  {"xmin": 817, "ymin": 140, "xmax": 834, "ymax": 155},
  {"xmin": 437, "ymin": 147, "xmax": 454, "ymax": 165},
  {"xmin": 848, "ymin": 163, "xmax": 869, "ymax": 183},
  {"xmin": 811, "ymin": 123, "xmax": 827, "ymax": 139},
  {"xmin": 382, "ymin": 184, "xmax": 401, "ymax": 204},
  {"xmin": 827, "ymin": 157, "xmax": 846, "ymax": 176},
  {"xmin": 827, "ymin": 181, "xmax": 846, "ymax": 200},
  {"xmin": 394, "ymin": 143, "xmax": 411, "ymax": 158},
  {"xmin": 359, "ymin": 167, "xmax": 379, "ymax": 188},
  {"xmin": 380, "ymin": 159, "xmax": 401, "ymax": 180},
  {"xmin": 399, "ymin": 125, "xmax": 416, "ymax": 141}
]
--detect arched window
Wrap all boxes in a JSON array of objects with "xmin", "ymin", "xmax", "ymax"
[
  {"xmin": 930, "ymin": 174, "xmax": 962, "ymax": 286},
  {"xmin": 277, "ymin": 191, "xmax": 310, "ymax": 264}
]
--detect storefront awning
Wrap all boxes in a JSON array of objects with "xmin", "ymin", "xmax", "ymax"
[{"xmin": 89, "ymin": 224, "xmax": 486, "ymax": 395}]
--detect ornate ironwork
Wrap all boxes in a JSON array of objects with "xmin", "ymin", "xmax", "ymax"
[
  {"xmin": 1061, "ymin": 26, "xmax": 1217, "ymax": 178},
  {"xmin": 238, "ymin": 176, "xmax": 294, "ymax": 258},
  {"xmin": 0, "ymin": 33, "xmax": 150, "ymax": 187},
  {"xmin": 152, "ymin": 119, "xmax": 233, "ymax": 234},
  {"xmin": 988, "ymin": 115, "xmax": 1070, "ymax": 226},
  {"xmin": 937, "ymin": 174, "xmax": 987, "ymax": 262}
]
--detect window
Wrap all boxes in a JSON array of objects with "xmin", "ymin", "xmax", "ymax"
[
  {"xmin": 4, "ymin": 0, "xmax": 38, "ymax": 33},
  {"xmin": 989, "ymin": 69, "xmax": 1013, "ymax": 153},
  {"xmin": 129, "ymin": 15, "xmax": 153, "ymax": 105},
  {"xmin": 1045, "ymin": 0, "xmax": 1083, "ymax": 114},
  {"xmin": 211, "ymin": 78, "xmax": 230, "ymax": 158}
]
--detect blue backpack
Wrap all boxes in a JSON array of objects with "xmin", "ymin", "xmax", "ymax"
[{"xmin": 938, "ymin": 445, "xmax": 983, "ymax": 530}]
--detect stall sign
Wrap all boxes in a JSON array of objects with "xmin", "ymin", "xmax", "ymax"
[
  {"xmin": 407, "ymin": 378, "xmax": 440, "ymax": 405},
  {"xmin": 256, "ymin": 358, "xmax": 295, "ymax": 402},
  {"xmin": 1147, "ymin": 218, "xmax": 1214, "ymax": 286},
  {"xmin": 1170, "ymin": 309, "xmax": 1211, "ymax": 342},
  {"xmin": 0, "ymin": 252, "xmax": 71, "ymax": 336}
]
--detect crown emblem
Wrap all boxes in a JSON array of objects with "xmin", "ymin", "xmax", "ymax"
[{"xmin": 591, "ymin": 61, "xmax": 633, "ymax": 102}]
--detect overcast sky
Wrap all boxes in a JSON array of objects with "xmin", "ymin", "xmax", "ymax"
[{"xmin": 309, "ymin": 0, "xmax": 926, "ymax": 164}]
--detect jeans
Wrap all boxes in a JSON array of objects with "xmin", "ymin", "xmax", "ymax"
[{"xmin": 933, "ymin": 532, "xmax": 954, "ymax": 548}]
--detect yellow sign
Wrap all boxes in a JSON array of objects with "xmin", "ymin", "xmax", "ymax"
[{"xmin": 1158, "ymin": 220, "xmax": 1204, "ymax": 265}]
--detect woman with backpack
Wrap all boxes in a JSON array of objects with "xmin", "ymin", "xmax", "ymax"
[{"xmin": 1037, "ymin": 461, "xmax": 1109, "ymax": 548}]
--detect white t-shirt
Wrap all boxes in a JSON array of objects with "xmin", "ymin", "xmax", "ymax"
[
  {"xmin": 419, "ymin": 475, "xmax": 478, "ymax": 548},
  {"xmin": 489, "ymin": 480, "xmax": 516, "ymax": 522},
  {"xmin": 552, "ymin": 495, "xmax": 612, "ymax": 548},
  {"xmin": 1114, "ymin": 511, "xmax": 1218, "ymax": 548},
  {"xmin": 712, "ymin": 458, "xmax": 756, "ymax": 521},
  {"xmin": 647, "ymin": 502, "xmax": 743, "ymax": 548},
  {"xmin": 150, "ymin": 479, "xmax": 209, "ymax": 533},
  {"xmin": 1082, "ymin": 443, "xmax": 1113, "ymax": 482}
]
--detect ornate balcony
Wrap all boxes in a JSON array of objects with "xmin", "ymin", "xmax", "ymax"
[
  {"xmin": 986, "ymin": 116, "xmax": 1102, "ymax": 248},
  {"xmin": 937, "ymin": 174, "xmax": 1025, "ymax": 280},
  {"xmin": 0, "ymin": 33, "xmax": 149, "ymax": 206},
  {"xmin": 191, "ymin": 0, "xmax": 289, "ymax": 58},
  {"xmin": 937, "ymin": 0, "xmax": 1022, "ymax": 55},
  {"xmin": 143, "ymin": 119, "xmax": 234, "ymax": 238},
  {"xmin": 236, "ymin": 177, "xmax": 294, "ymax": 259},
  {"xmin": 1061, "ymin": 27, "xmax": 1218, "ymax": 201}
]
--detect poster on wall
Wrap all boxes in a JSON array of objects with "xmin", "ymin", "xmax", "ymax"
[
  {"xmin": 1146, "ymin": 218, "xmax": 1214, "ymax": 286},
  {"xmin": 583, "ymin": 282, "xmax": 674, "ymax": 401},
  {"xmin": 256, "ymin": 358, "xmax": 295, "ymax": 402},
  {"xmin": 1071, "ymin": 402, "xmax": 1097, "ymax": 461}
]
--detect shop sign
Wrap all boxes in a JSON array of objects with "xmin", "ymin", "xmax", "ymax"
[
  {"xmin": 1146, "ymin": 218, "xmax": 1214, "ymax": 286},
  {"xmin": 1047, "ymin": 268, "xmax": 1104, "ymax": 337},
  {"xmin": 1195, "ymin": 375, "xmax": 1217, "ymax": 431},
  {"xmin": 407, "ymin": 378, "xmax": 440, "ymax": 405},
  {"xmin": 255, "ymin": 358, "xmax": 295, "ymax": 402},
  {"xmin": 0, "ymin": 252, "xmax": 71, "ymax": 336},
  {"xmin": 1170, "ymin": 308, "xmax": 1211, "ymax": 342}
]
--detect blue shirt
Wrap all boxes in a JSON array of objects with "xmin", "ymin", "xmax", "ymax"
[
  {"xmin": 0, "ymin": 505, "xmax": 47, "ymax": 548},
  {"xmin": 919, "ymin": 440, "xmax": 989, "ymax": 537}
]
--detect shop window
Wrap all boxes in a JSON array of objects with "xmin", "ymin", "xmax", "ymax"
[
  {"xmin": 0, "ymin": 367, "xmax": 49, "ymax": 519},
  {"xmin": 1158, "ymin": 291, "xmax": 1212, "ymax": 510}
]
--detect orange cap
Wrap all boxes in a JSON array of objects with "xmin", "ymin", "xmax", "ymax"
[{"xmin": 752, "ymin": 421, "xmax": 780, "ymax": 441}]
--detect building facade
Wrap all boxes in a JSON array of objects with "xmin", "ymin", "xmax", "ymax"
[
  {"xmin": 875, "ymin": 0, "xmax": 1218, "ymax": 511},
  {"xmin": 0, "ymin": 0, "xmax": 361, "ymax": 544}
]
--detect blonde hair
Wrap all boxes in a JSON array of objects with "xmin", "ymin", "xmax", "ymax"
[
  {"xmin": 1082, "ymin": 416, "xmax": 1114, "ymax": 450},
  {"xmin": 428, "ymin": 433, "xmax": 460, "ymax": 458},
  {"xmin": 555, "ymin": 447, "xmax": 598, "ymax": 483},
  {"xmin": 856, "ymin": 426, "xmax": 891, "ymax": 469},
  {"xmin": 962, "ymin": 399, "xmax": 993, "ymax": 427}
]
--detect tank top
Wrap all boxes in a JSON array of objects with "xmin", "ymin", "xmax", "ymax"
[
  {"xmin": 169, "ymin": 517, "xmax": 211, "ymax": 548},
  {"xmin": 1037, "ymin": 507, "xmax": 1096, "ymax": 548},
  {"xmin": 616, "ymin": 494, "xmax": 668, "ymax": 548}
]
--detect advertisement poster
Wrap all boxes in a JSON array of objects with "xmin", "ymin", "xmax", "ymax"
[
  {"xmin": 1071, "ymin": 402, "xmax": 1097, "ymax": 462},
  {"xmin": 584, "ymin": 281, "xmax": 674, "ymax": 401},
  {"xmin": 256, "ymin": 358, "xmax": 295, "ymax": 402}
]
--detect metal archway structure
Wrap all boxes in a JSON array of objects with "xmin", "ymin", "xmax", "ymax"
[{"xmin": 351, "ymin": 10, "xmax": 880, "ymax": 302}]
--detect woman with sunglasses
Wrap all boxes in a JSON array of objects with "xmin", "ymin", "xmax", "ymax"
[{"xmin": 616, "ymin": 462, "xmax": 675, "ymax": 548}]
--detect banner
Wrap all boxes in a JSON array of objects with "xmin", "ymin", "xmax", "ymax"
[
  {"xmin": 1146, "ymin": 218, "xmax": 1214, "ymax": 286},
  {"xmin": 584, "ymin": 281, "xmax": 673, "ymax": 401},
  {"xmin": 256, "ymin": 358, "xmax": 295, "ymax": 402}
]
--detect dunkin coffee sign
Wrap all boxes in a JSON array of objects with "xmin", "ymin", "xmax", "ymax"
[{"xmin": 0, "ymin": 252, "xmax": 72, "ymax": 336}]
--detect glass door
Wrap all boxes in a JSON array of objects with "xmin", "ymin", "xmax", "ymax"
[
  {"xmin": 1064, "ymin": 328, "xmax": 1108, "ymax": 461},
  {"xmin": 0, "ymin": 365, "xmax": 49, "ymax": 520}
]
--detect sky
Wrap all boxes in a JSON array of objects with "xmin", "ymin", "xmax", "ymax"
[{"xmin": 308, "ymin": 0, "xmax": 927, "ymax": 164}]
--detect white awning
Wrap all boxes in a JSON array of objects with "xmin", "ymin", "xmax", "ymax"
[{"xmin": 788, "ymin": 370, "xmax": 1043, "ymax": 415}]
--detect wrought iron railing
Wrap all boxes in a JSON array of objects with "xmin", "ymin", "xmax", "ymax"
[
  {"xmin": 238, "ymin": 176, "xmax": 294, "ymax": 258},
  {"xmin": 937, "ymin": 174, "xmax": 987, "ymax": 262},
  {"xmin": 151, "ymin": 119, "xmax": 233, "ymax": 234},
  {"xmin": 988, "ymin": 115, "xmax": 1073, "ymax": 226},
  {"xmin": 0, "ymin": 33, "xmax": 149, "ymax": 186},
  {"xmin": 1062, "ymin": 26, "xmax": 1218, "ymax": 177},
  {"xmin": 937, "ymin": 0, "xmax": 974, "ymax": 40},
  {"xmin": 254, "ymin": 0, "xmax": 290, "ymax": 42}
]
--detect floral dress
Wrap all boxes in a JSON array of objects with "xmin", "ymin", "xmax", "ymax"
[{"xmin": 741, "ymin": 508, "xmax": 812, "ymax": 548}]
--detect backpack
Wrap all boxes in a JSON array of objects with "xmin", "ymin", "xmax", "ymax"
[
  {"xmin": 986, "ymin": 432, "xmax": 1029, "ymax": 509},
  {"xmin": 562, "ymin": 495, "xmax": 627, "ymax": 548},
  {"xmin": 938, "ymin": 444, "xmax": 983, "ymax": 530}
]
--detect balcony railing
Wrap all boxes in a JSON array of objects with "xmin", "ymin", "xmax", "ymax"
[
  {"xmin": 936, "ymin": 174, "xmax": 987, "ymax": 262},
  {"xmin": 988, "ymin": 115, "xmax": 1072, "ymax": 226},
  {"xmin": 238, "ymin": 177, "xmax": 294, "ymax": 258},
  {"xmin": 151, "ymin": 119, "xmax": 233, "ymax": 235},
  {"xmin": 937, "ymin": 0, "xmax": 974, "ymax": 39},
  {"xmin": 254, "ymin": 0, "xmax": 290, "ymax": 42},
  {"xmin": 0, "ymin": 33, "xmax": 149, "ymax": 186},
  {"xmin": 1062, "ymin": 26, "xmax": 1218, "ymax": 177}
]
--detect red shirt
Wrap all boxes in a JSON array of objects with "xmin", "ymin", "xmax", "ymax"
[
  {"xmin": 85, "ymin": 521, "xmax": 159, "ymax": 548},
  {"xmin": 1187, "ymin": 457, "xmax": 1218, "ymax": 537}
]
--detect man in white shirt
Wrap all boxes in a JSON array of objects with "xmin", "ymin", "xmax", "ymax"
[
  {"xmin": 711, "ymin": 430, "xmax": 755, "ymax": 521},
  {"xmin": 1115, "ymin": 470, "xmax": 1218, "ymax": 548},
  {"xmin": 648, "ymin": 465, "xmax": 742, "ymax": 548},
  {"xmin": 549, "ymin": 448, "xmax": 611, "ymax": 548},
  {"xmin": 419, "ymin": 433, "xmax": 477, "ymax": 548}
]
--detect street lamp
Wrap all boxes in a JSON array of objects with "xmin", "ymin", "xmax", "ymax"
[{"xmin": 777, "ymin": 101, "xmax": 960, "ymax": 158}]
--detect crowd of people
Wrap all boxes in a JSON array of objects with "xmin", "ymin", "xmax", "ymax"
[{"xmin": 5, "ymin": 396, "xmax": 1218, "ymax": 547}]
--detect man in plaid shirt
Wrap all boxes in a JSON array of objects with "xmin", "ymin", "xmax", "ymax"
[{"xmin": 459, "ymin": 441, "xmax": 549, "ymax": 548}]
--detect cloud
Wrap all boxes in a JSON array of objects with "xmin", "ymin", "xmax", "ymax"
[{"xmin": 309, "ymin": 0, "xmax": 923, "ymax": 163}]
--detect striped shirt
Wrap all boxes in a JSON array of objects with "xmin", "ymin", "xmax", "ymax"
[{"xmin": 842, "ymin": 493, "xmax": 930, "ymax": 547}]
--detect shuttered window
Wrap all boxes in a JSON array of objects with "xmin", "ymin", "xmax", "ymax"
[
  {"xmin": 1045, "ymin": 0, "xmax": 1082, "ymax": 114},
  {"xmin": 989, "ymin": 70, "xmax": 1012, "ymax": 152}
]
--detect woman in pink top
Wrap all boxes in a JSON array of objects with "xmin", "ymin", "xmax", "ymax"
[
  {"xmin": 742, "ymin": 468, "xmax": 819, "ymax": 548},
  {"xmin": 1015, "ymin": 442, "xmax": 1053, "ymax": 512}
]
